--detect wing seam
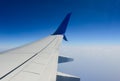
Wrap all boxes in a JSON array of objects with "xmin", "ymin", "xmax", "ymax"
[{"xmin": 0, "ymin": 37, "xmax": 57, "ymax": 80}]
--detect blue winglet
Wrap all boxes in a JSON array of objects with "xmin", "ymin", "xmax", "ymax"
[{"xmin": 52, "ymin": 13, "xmax": 71, "ymax": 41}]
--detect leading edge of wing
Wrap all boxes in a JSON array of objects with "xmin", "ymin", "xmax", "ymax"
[{"xmin": 52, "ymin": 13, "xmax": 72, "ymax": 41}]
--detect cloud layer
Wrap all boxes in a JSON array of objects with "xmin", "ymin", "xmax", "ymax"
[{"xmin": 59, "ymin": 45, "xmax": 120, "ymax": 81}]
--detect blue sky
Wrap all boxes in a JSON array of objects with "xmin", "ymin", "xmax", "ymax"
[{"xmin": 0, "ymin": 0, "xmax": 120, "ymax": 49}]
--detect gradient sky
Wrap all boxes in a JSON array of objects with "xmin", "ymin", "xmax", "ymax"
[
  {"xmin": 0, "ymin": 0, "xmax": 120, "ymax": 81},
  {"xmin": 1, "ymin": 0, "xmax": 120, "ymax": 49}
]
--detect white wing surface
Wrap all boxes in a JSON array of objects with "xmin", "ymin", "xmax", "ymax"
[{"xmin": 0, "ymin": 35, "xmax": 63, "ymax": 81}]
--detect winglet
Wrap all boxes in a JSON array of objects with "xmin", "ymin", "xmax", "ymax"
[{"xmin": 52, "ymin": 13, "xmax": 71, "ymax": 41}]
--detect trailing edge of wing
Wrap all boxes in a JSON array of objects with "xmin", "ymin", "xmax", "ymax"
[{"xmin": 52, "ymin": 13, "xmax": 72, "ymax": 41}]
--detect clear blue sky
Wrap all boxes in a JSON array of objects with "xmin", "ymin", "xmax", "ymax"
[{"xmin": 0, "ymin": 0, "xmax": 120, "ymax": 48}]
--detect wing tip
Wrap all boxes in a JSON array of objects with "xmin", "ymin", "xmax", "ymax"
[{"xmin": 52, "ymin": 12, "xmax": 72, "ymax": 39}]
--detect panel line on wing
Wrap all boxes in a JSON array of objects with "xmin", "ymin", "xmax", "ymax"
[
  {"xmin": 22, "ymin": 71, "xmax": 40, "ymax": 75},
  {"xmin": 7, "ymin": 36, "xmax": 61, "ymax": 81},
  {"xmin": 0, "ymin": 37, "xmax": 57, "ymax": 80}
]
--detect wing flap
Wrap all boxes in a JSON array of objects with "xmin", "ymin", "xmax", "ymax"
[
  {"xmin": 57, "ymin": 72, "xmax": 80, "ymax": 81},
  {"xmin": 58, "ymin": 56, "xmax": 73, "ymax": 64}
]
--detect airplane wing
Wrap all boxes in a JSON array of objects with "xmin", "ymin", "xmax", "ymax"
[{"xmin": 0, "ymin": 13, "xmax": 80, "ymax": 81}]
